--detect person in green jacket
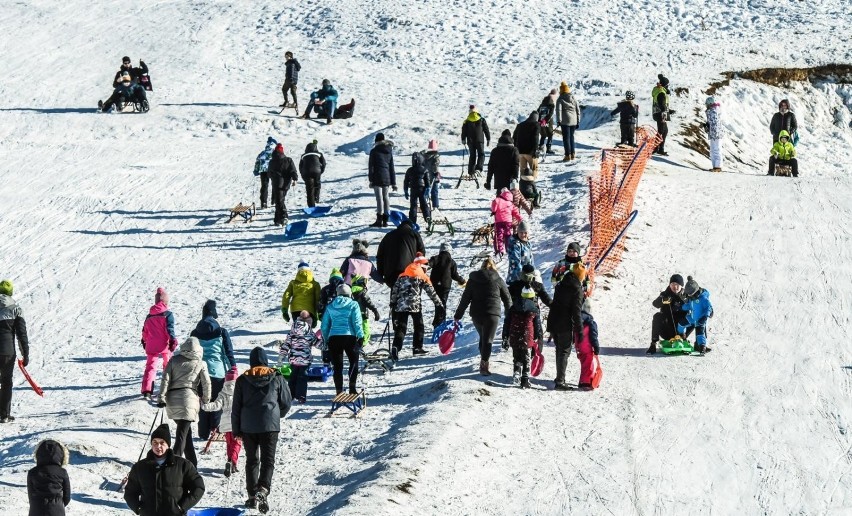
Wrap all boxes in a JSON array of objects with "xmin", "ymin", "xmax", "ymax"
[
  {"xmin": 281, "ymin": 262, "xmax": 321, "ymax": 325},
  {"xmin": 768, "ymin": 130, "xmax": 798, "ymax": 177}
]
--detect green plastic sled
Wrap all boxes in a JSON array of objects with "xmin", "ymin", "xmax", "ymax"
[
  {"xmin": 277, "ymin": 363, "xmax": 292, "ymax": 378},
  {"xmin": 660, "ymin": 338, "xmax": 694, "ymax": 355}
]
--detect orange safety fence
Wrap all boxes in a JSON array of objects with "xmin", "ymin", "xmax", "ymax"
[{"xmin": 584, "ymin": 126, "xmax": 662, "ymax": 296}]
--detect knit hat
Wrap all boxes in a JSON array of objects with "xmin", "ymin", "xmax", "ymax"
[
  {"xmin": 202, "ymin": 299, "xmax": 218, "ymax": 319},
  {"xmin": 428, "ymin": 139, "xmax": 439, "ymax": 151},
  {"xmin": 285, "ymin": 51, "xmax": 293, "ymax": 58},
  {"xmin": 151, "ymin": 424, "xmax": 171, "ymax": 447},
  {"xmin": 154, "ymin": 287, "xmax": 168, "ymax": 305},
  {"xmin": 522, "ymin": 264, "xmax": 536, "ymax": 274},
  {"xmin": 517, "ymin": 220, "xmax": 530, "ymax": 233},
  {"xmin": 375, "ymin": 132, "xmax": 385, "ymax": 143},
  {"xmin": 120, "ymin": 71, "xmax": 131, "ymax": 80},
  {"xmin": 658, "ymin": 74, "xmax": 670, "ymax": 87},
  {"xmin": 414, "ymin": 252, "xmax": 429, "ymax": 266},
  {"xmin": 352, "ymin": 238, "xmax": 368, "ymax": 254},
  {"xmin": 266, "ymin": 136, "xmax": 276, "ymax": 144},
  {"xmin": 336, "ymin": 284, "xmax": 352, "ymax": 297},
  {"xmin": 669, "ymin": 274, "xmax": 685, "ymax": 287},
  {"xmin": 469, "ymin": 104, "xmax": 476, "ymax": 111},
  {"xmin": 225, "ymin": 366, "xmax": 239, "ymax": 382},
  {"xmin": 625, "ymin": 90, "xmax": 635, "ymax": 100},
  {"xmin": 275, "ymin": 143, "xmax": 284, "ymax": 153},
  {"xmin": 683, "ymin": 276, "xmax": 700, "ymax": 298},
  {"xmin": 322, "ymin": 79, "xmax": 330, "ymax": 86},
  {"xmin": 566, "ymin": 242, "xmax": 582, "ymax": 255},
  {"xmin": 122, "ymin": 56, "xmax": 131, "ymax": 63},
  {"xmin": 501, "ymin": 129, "xmax": 511, "ymax": 138},
  {"xmin": 440, "ymin": 242, "xmax": 452, "ymax": 254},
  {"xmin": 298, "ymin": 261, "xmax": 310, "ymax": 270},
  {"xmin": 560, "ymin": 82, "xmax": 570, "ymax": 94},
  {"xmin": 705, "ymin": 96, "xmax": 716, "ymax": 106},
  {"xmin": 0, "ymin": 280, "xmax": 12, "ymax": 296},
  {"xmin": 329, "ymin": 267, "xmax": 343, "ymax": 281},
  {"xmin": 509, "ymin": 179, "xmax": 518, "ymax": 191}
]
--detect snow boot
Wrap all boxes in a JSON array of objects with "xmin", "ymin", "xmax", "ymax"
[
  {"xmin": 562, "ymin": 155, "xmax": 570, "ymax": 162},
  {"xmin": 224, "ymin": 461, "xmax": 232, "ymax": 478},
  {"xmin": 546, "ymin": 146, "xmax": 555, "ymax": 155},
  {"xmin": 97, "ymin": 100, "xmax": 104, "ymax": 112},
  {"xmin": 520, "ymin": 378, "xmax": 531, "ymax": 389},
  {"xmin": 555, "ymin": 383, "xmax": 571, "ymax": 391},
  {"xmin": 413, "ymin": 348, "xmax": 428, "ymax": 356},
  {"xmin": 381, "ymin": 213, "xmax": 389, "ymax": 227},
  {"xmin": 256, "ymin": 487, "xmax": 270, "ymax": 514},
  {"xmin": 245, "ymin": 496, "xmax": 257, "ymax": 509},
  {"xmin": 578, "ymin": 383, "xmax": 593, "ymax": 391},
  {"xmin": 646, "ymin": 342, "xmax": 657, "ymax": 354},
  {"xmin": 512, "ymin": 363, "xmax": 522, "ymax": 386},
  {"xmin": 142, "ymin": 391, "xmax": 152, "ymax": 400},
  {"xmin": 554, "ymin": 349, "xmax": 568, "ymax": 389},
  {"xmin": 479, "ymin": 359, "xmax": 491, "ymax": 376},
  {"xmin": 0, "ymin": 416, "xmax": 15, "ymax": 423},
  {"xmin": 369, "ymin": 214, "xmax": 382, "ymax": 228}
]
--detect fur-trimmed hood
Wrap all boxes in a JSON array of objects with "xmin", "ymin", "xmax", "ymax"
[{"xmin": 34, "ymin": 439, "xmax": 69, "ymax": 467}]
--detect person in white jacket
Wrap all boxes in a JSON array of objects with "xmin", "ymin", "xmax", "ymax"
[
  {"xmin": 705, "ymin": 96, "xmax": 724, "ymax": 172},
  {"xmin": 201, "ymin": 366, "xmax": 240, "ymax": 477}
]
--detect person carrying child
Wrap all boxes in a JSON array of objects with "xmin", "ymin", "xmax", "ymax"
[
  {"xmin": 279, "ymin": 311, "xmax": 317, "ymax": 403},
  {"xmin": 575, "ymin": 302, "xmax": 600, "ymax": 391},
  {"xmin": 28, "ymin": 439, "xmax": 71, "ymax": 516},
  {"xmin": 350, "ymin": 275, "xmax": 381, "ymax": 344},
  {"xmin": 491, "ymin": 188, "xmax": 522, "ymax": 256},
  {"xmin": 200, "ymin": 366, "xmax": 241, "ymax": 477},
  {"xmin": 676, "ymin": 276, "xmax": 714, "ymax": 354}
]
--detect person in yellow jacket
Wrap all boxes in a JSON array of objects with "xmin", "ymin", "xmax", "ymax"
[
  {"xmin": 281, "ymin": 262, "xmax": 321, "ymax": 326},
  {"xmin": 768, "ymin": 130, "xmax": 798, "ymax": 177}
]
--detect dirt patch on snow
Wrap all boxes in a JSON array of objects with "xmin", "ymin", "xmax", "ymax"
[{"xmin": 705, "ymin": 64, "xmax": 852, "ymax": 95}]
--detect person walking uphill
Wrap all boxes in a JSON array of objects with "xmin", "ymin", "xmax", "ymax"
[
  {"xmin": 340, "ymin": 239, "xmax": 384, "ymax": 285},
  {"xmin": 485, "ymin": 129, "xmax": 519, "ymax": 192},
  {"xmin": 254, "ymin": 137, "xmax": 278, "ymax": 209},
  {"xmin": 537, "ymin": 89, "xmax": 557, "ymax": 154},
  {"xmin": 461, "ymin": 105, "xmax": 491, "ymax": 179},
  {"xmin": 27, "ymin": 439, "xmax": 71, "ymax": 516},
  {"xmin": 428, "ymin": 243, "xmax": 466, "ymax": 328},
  {"xmin": 299, "ymin": 140, "xmax": 326, "ymax": 207},
  {"xmin": 140, "ymin": 287, "xmax": 177, "ymax": 401},
  {"xmin": 267, "ymin": 143, "xmax": 298, "ymax": 227},
  {"xmin": 320, "ymin": 285, "xmax": 364, "ymax": 395},
  {"xmin": 281, "ymin": 51, "xmax": 301, "ymax": 108},
  {"xmin": 124, "ymin": 424, "xmax": 205, "ymax": 516},
  {"xmin": 556, "ymin": 82, "xmax": 581, "ymax": 161},
  {"xmin": 232, "ymin": 347, "xmax": 292, "ymax": 514},
  {"xmin": 652, "ymin": 74, "xmax": 673, "ymax": 155},
  {"xmin": 158, "ymin": 337, "xmax": 211, "ymax": 468},
  {"xmin": 200, "ymin": 366, "xmax": 241, "ymax": 477},
  {"xmin": 513, "ymin": 112, "xmax": 541, "ymax": 179},
  {"xmin": 281, "ymin": 262, "xmax": 322, "ymax": 325},
  {"xmin": 389, "ymin": 254, "xmax": 443, "ymax": 361},
  {"xmin": 190, "ymin": 299, "xmax": 237, "ymax": 440},
  {"xmin": 454, "ymin": 257, "xmax": 510, "ymax": 376},
  {"xmin": 368, "ymin": 133, "xmax": 396, "ymax": 227},
  {"xmin": 0, "ymin": 280, "xmax": 28, "ymax": 424},
  {"xmin": 376, "ymin": 219, "xmax": 425, "ymax": 288}
]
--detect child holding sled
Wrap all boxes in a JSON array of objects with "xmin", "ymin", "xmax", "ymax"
[
  {"xmin": 575, "ymin": 304, "xmax": 600, "ymax": 391},
  {"xmin": 491, "ymin": 188, "xmax": 522, "ymax": 256},
  {"xmin": 200, "ymin": 366, "xmax": 241, "ymax": 477},
  {"xmin": 279, "ymin": 310, "xmax": 318, "ymax": 403}
]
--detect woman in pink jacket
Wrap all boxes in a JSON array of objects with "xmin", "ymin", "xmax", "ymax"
[
  {"xmin": 140, "ymin": 287, "xmax": 178, "ymax": 399},
  {"xmin": 491, "ymin": 188, "xmax": 522, "ymax": 255}
]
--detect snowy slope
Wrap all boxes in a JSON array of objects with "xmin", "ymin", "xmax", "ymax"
[{"xmin": 1, "ymin": 0, "xmax": 851, "ymax": 514}]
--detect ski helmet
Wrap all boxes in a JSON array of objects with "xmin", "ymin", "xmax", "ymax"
[
  {"xmin": 625, "ymin": 90, "xmax": 635, "ymax": 100},
  {"xmin": 705, "ymin": 96, "xmax": 716, "ymax": 106}
]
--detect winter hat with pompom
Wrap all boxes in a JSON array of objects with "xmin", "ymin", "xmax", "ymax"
[
  {"xmin": 705, "ymin": 96, "xmax": 716, "ymax": 106},
  {"xmin": 329, "ymin": 268, "xmax": 343, "ymax": 281},
  {"xmin": 517, "ymin": 220, "xmax": 530, "ymax": 234},
  {"xmin": 0, "ymin": 280, "xmax": 12, "ymax": 296},
  {"xmin": 440, "ymin": 242, "xmax": 452, "ymax": 254},
  {"xmin": 298, "ymin": 261, "xmax": 310, "ymax": 270},
  {"xmin": 352, "ymin": 239, "xmax": 369, "ymax": 255},
  {"xmin": 560, "ymin": 82, "xmax": 570, "ymax": 94},
  {"xmin": 155, "ymin": 287, "xmax": 169, "ymax": 305},
  {"xmin": 683, "ymin": 276, "xmax": 701, "ymax": 298},
  {"xmin": 336, "ymin": 284, "xmax": 352, "ymax": 297},
  {"xmin": 275, "ymin": 143, "xmax": 284, "ymax": 153},
  {"xmin": 428, "ymin": 139, "xmax": 439, "ymax": 151}
]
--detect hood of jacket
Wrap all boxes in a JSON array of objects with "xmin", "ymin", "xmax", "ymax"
[
  {"xmin": 179, "ymin": 337, "xmax": 203, "ymax": 361},
  {"xmin": 373, "ymin": 140, "xmax": 394, "ymax": 153},
  {"xmin": 202, "ymin": 299, "xmax": 218, "ymax": 319},
  {"xmin": 526, "ymin": 112, "xmax": 539, "ymax": 123},
  {"xmin": 558, "ymin": 92, "xmax": 575, "ymax": 103},
  {"xmin": 295, "ymin": 268, "xmax": 315, "ymax": 283},
  {"xmin": 290, "ymin": 318, "xmax": 313, "ymax": 337},
  {"xmin": 400, "ymin": 262, "xmax": 431, "ymax": 283},
  {"xmin": 148, "ymin": 301, "xmax": 169, "ymax": 316},
  {"xmin": 34, "ymin": 439, "xmax": 69, "ymax": 467},
  {"xmin": 0, "ymin": 294, "xmax": 14, "ymax": 309},
  {"xmin": 497, "ymin": 133, "xmax": 514, "ymax": 146},
  {"xmin": 194, "ymin": 316, "xmax": 221, "ymax": 336},
  {"xmin": 778, "ymin": 130, "xmax": 791, "ymax": 139},
  {"xmin": 329, "ymin": 295, "xmax": 359, "ymax": 311},
  {"xmin": 249, "ymin": 346, "xmax": 270, "ymax": 368},
  {"xmin": 499, "ymin": 190, "xmax": 513, "ymax": 202},
  {"xmin": 466, "ymin": 112, "xmax": 481, "ymax": 123},
  {"xmin": 305, "ymin": 142, "xmax": 319, "ymax": 154},
  {"xmin": 470, "ymin": 268, "xmax": 502, "ymax": 286}
]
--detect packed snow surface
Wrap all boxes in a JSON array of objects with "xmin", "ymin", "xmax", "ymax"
[{"xmin": 1, "ymin": 0, "xmax": 851, "ymax": 514}]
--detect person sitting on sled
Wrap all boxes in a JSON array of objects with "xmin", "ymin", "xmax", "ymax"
[
  {"xmin": 768, "ymin": 130, "xmax": 798, "ymax": 177},
  {"xmin": 676, "ymin": 276, "xmax": 714, "ymax": 353},
  {"xmin": 646, "ymin": 274, "xmax": 687, "ymax": 354},
  {"xmin": 100, "ymin": 71, "xmax": 148, "ymax": 112},
  {"xmin": 333, "ymin": 98, "xmax": 355, "ymax": 119},
  {"xmin": 112, "ymin": 56, "xmax": 148, "ymax": 87},
  {"xmin": 301, "ymin": 79, "xmax": 338, "ymax": 124}
]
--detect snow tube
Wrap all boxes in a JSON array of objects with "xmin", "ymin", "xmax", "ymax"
[
  {"xmin": 284, "ymin": 220, "xmax": 308, "ymax": 239},
  {"xmin": 530, "ymin": 343, "xmax": 544, "ymax": 377},
  {"xmin": 660, "ymin": 338, "xmax": 694, "ymax": 355},
  {"xmin": 302, "ymin": 206, "xmax": 332, "ymax": 216},
  {"xmin": 591, "ymin": 356, "xmax": 603, "ymax": 389},
  {"xmin": 388, "ymin": 210, "xmax": 420, "ymax": 232},
  {"xmin": 187, "ymin": 509, "xmax": 245, "ymax": 516},
  {"xmin": 431, "ymin": 319, "xmax": 455, "ymax": 343},
  {"xmin": 438, "ymin": 330, "xmax": 455, "ymax": 355}
]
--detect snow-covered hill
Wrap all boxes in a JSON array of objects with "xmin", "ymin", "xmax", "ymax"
[{"xmin": 1, "ymin": 1, "xmax": 851, "ymax": 514}]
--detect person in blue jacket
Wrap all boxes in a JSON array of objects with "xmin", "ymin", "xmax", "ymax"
[
  {"xmin": 320, "ymin": 284, "xmax": 364, "ymax": 395},
  {"xmin": 190, "ymin": 299, "xmax": 237, "ymax": 439},
  {"xmin": 301, "ymin": 79, "xmax": 338, "ymax": 124},
  {"xmin": 677, "ymin": 276, "xmax": 714, "ymax": 353}
]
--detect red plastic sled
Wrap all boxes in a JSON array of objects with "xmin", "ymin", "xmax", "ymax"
[
  {"xmin": 438, "ymin": 330, "xmax": 455, "ymax": 355},
  {"xmin": 530, "ymin": 341, "xmax": 544, "ymax": 377},
  {"xmin": 591, "ymin": 356, "xmax": 603, "ymax": 389},
  {"xmin": 18, "ymin": 359, "xmax": 44, "ymax": 397}
]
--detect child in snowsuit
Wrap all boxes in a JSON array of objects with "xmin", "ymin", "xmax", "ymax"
[
  {"xmin": 508, "ymin": 179, "xmax": 533, "ymax": 217},
  {"xmin": 769, "ymin": 130, "xmax": 798, "ymax": 177},
  {"xmin": 28, "ymin": 439, "xmax": 70, "ymax": 516},
  {"xmin": 428, "ymin": 243, "xmax": 466, "ymax": 328},
  {"xmin": 576, "ymin": 308, "xmax": 600, "ymax": 391},
  {"xmin": 677, "ymin": 276, "xmax": 714, "ymax": 353},
  {"xmin": 705, "ymin": 96, "xmax": 724, "ymax": 172},
  {"xmin": 611, "ymin": 91, "xmax": 639, "ymax": 146},
  {"xmin": 491, "ymin": 188, "xmax": 522, "ymax": 255},
  {"xmin": 281, "ymin": 262, "xmax": 321, "ymax": 325},
  {"xmin": 201, "ymin": 366, "xmax": 241, "ymax": 477},
  {"xmin": 350, "ymin": 275, "xmax": 381, "ymax": 344},
  {"xmin": 403, "ymin": 151, "xmax": 432, "ymax": 224},
  {"xmin": 280, "ymin": 311, "xmax": 317, "ymax": 403},
  {"xmin": 506, "ymin": 264, "xmax": 552, "ymax": 388},
  {"xmin": 140, "ymin": 287, "xmax": 178, "ymax": 399}
]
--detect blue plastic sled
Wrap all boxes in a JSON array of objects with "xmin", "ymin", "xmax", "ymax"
[
  {"xmin": 431, "ymin": 319, "xmax": 456, "ymax": 343},
  {"xmin": 302, "ymin": 206, "xmax": 332, "ymax": 216},
  {"xmin": 388, "ymin": 210, "xmax": 420, "ymax": 232},
  {"xmin": 187, "ymin": 509, "xmax": 245, "ymax": 516},
  {"xmin": 284, "ymin": 220, "xmax": 308, "ymax": 239}
]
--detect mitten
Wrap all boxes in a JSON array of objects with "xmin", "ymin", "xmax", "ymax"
[
  {"xmin": 22, "ymin": 356, "xmax": 29, "ymax": 367},
  {"xmin": 141, "ymin": 339, "xmax": 146, "ymax": 350},
  {"xmin": 484, "ymin": 182, "xmax": 491, "ymax": 190},
  {"xmin": 169, "ymin": 338, "xmax": 178, "ymax": 352},
  {"xmin": 157, "ymin": 402, "xmax": 166, "ymax": 408},
  {"xmin": 373, "ymin": 310, "xmax": 381, "ymax": 321}
]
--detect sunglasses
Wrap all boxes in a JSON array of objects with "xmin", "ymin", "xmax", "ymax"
[{"xmin": 123, "ymin": 61, "xmax": 131, "ymax": 65}]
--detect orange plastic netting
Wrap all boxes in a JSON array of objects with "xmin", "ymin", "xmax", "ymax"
[{"xmin": 584, "ymin": 126, "xmax": 661, "ymax": 296}]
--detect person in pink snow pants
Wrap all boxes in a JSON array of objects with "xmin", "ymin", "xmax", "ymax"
[{"xmin": 140, "ymin": 287, "xmax": 178, "ymax": 397}]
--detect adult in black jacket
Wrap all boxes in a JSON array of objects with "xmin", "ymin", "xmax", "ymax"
[
  {"xmin": 27, "ymin": 439, "xmax": 70, "ymax": 516},
  {"xmin": 232, "ymin": 347, "xmax": 292, "ymax": 511},
  {"xmin": 769, "ymin": 99, "xmax": 798, "ymax": 143},
  {"xmin": 0, "ymin": 279, "xmax": 28, "ymax": 424},
  {"xmin": 547, "ymin": 273, "xmax": 584, "ymax": 390},
  {"xmin": 299, "ymin": 141, "xmax": 326, "ymax": 207},
  {"xmin": 647, "ymin": 274, "xmax": 687, "ymax": 354},
  {"xmin": 376, "ymin": 220, "xmax": 425, "ymax": 288},
  {"xmin": 368, "ymin": 133, "xmax": 396, "ymax": 227},
  {"xmin": 282, "ymin": 51, "xmax": 301, "ymax": 106},
  {"xmin": 403, "ymin": 152, "xmax": 432, "ymax": 224},
  {"xmin": 267, "ymin": 144, "xmax": 298, "ymax": 226},
  {"xmin": 454, "ymin": 257, "xmax": 510, "ymax": 375},
  {"xmin": 113, "ymin": 56, "xmax": 148, "ymax": 87},
  {"xmin": 428, "ymin": 243, "xmax": 466, "ymax": 328},
  {"xmin": 485, "ymin": 130, "xmax": 520, "ymax": 191},
  {"xmin": 124, "ymin": 424, "xmax": 205, "ymax": 516},
  {"xmin": 512, "ymin": 112, "xmax": 541, "ymax": 177},
  {"xmin": 461, "ymin": 105, "xmax": 491, "ymax": 177}
]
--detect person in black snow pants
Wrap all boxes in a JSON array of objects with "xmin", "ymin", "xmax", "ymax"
[
  {"xmin": 611, "ymin": 91, "xmax": 639, "ymax": 146},
  {"xmin": 368, "ymin": 132, "xmax": 397, "ymax": 227},
  {"xmin": 403, "ymin": 151, "xmax": 432, "ymax": 225},
  {"xmin": 652, "ymin": 74, "xmax": 674, "ymax": 155},
  {"xmin": 267, "ymin": 143, "xmax": 298, "ymax": 226},
  {"xmin": 281, "ymin": 51, "xmax": 301, "ymax": 107},
  {"xmin": 428, "ymin": 243, "xmax": 466, "ymax": 328},
  {"xmin": 647, "ymin": 274, "xmax": 687, "ymax": 354},
  {"xmin": 0, "ymin": 279, "xmax": 28, "ymax": 424},
  {"xmin": 461, "ymin": 105, "xmax": 491, "ymax": 179},
  {"xmin": 28, "ymin": 439, "xmax": 71, "ymax": 516},
  {"xmin": 769, "ymin": 99, "xmax": 798, "ymax": 144},
  {"xmin": 299, "ymin": 140, "xmax": 326, "ymax": 207}
]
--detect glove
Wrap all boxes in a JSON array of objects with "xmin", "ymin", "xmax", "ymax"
[
  {"xmin": 168, "ymin": 338, "xmax": 178, "ymax": 352},
  {"xmin": 373, "ymin": 311, "xmax": 381, "ymax": 321},
  {"xmin": 157, "ymin": 402, "xmax": 166, "ymax": 408},
  {"xmin": 486, "ymin": 141, "xmax": 491, "ymax": 148},
  {"xmin": 458, "ymin": 280, "xmax": 467, "ymax": 287},
  {"xmin": 22, "ymin": 356, "xmax": 29, "ymax": 367},
  {"xmin": 291, "ymin": 180, "xmax": 297, "ymax": 188},
  {"xmin": 661, "ymin": 297, "xmax": 671, "ymax": 305},
  {"xmin": 283, "ymin": 312, "xmax": 291, "ymax": 322},
  {"xmin": 594, "ymin": 349, "xmax": 599, "ymax": 356},
  {"xmin": 484, "ymin": 182, "xmax": 491, "ymax": 190}
]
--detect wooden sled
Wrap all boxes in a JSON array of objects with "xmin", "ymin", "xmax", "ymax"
[
  {"xmin": 360, "ymin": 321, "xmax": 394, "ymax": 375},
  {"xmin": 426, "ymin": 209, "xmax": 455, "ymax": 236},
  {"xmin": 227, "ymin": 202, "xmax": 256, "ymax": 223},
  {"xmin": 775, "ymin": 164, "xmax": 792, "ymax": 177},
  {"xmin": 471, "ymin": 223, "xmax": 494, "ymax": 247},
  {"xmin": 200, "ymin": 429, "xmax": 226, "ymax": 455},
  {"xmin": 455, "ymin": 169, "xmax": 483, "ymax": 188},
  {"xmin": 329, "ymin": 390, "xmax": 367, "ymax": 417}
]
